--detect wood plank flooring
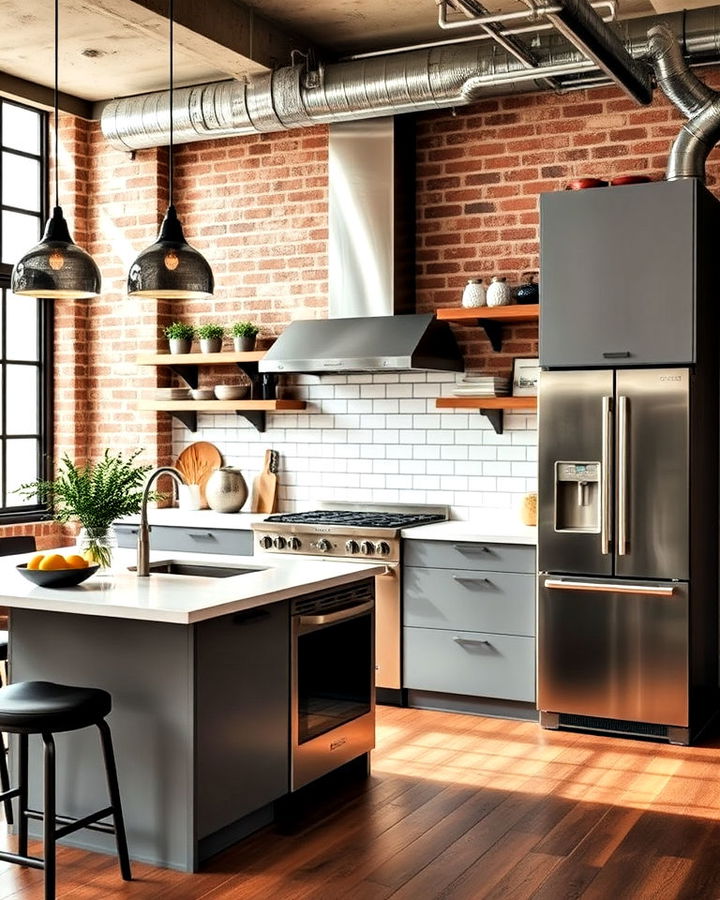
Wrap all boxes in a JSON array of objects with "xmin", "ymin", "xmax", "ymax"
[{"xmin": 2, "ymin": 705, "xmax": 720, "ymax": 898}]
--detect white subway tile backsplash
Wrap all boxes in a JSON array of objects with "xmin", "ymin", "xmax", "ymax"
[{"xmin": 174, "ymin": 373, "xmax": 538, "ymax": 519}]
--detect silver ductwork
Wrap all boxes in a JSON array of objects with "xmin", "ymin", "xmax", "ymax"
[
  {"xmin": 112, "ymin": 3, "xmax": 720, "ymax": 152},
  {"xmin": 647, "ymin": 23, "xmax": 720, "ymax": 181}
]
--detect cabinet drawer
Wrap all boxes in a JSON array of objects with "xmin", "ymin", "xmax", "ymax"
[
  {"xmin": 115, "ymin": 524, "xmax": 253, "ymax": 556},
  {"xmin": 404, "ymin": 627, "xmax": 535, "ymax": 702},
  {"xmin": 404, "ymin": 568, "xmax": 535, "ymax": 636},
  {"xmin": 404, "ymin": 540, "xmax": 535, "ymax": 573}
]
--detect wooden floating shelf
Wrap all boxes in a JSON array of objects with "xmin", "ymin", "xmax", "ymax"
[
  {"xmin": 436, "ymin": 396, "xmax": 537, "ymax": 435},
  {"xmin": 137, "ymin": 351, "xmax": 265, "ymax": 366},
  {"xmin": 139, "ymin": 399, "xmax": 306, "ymax": 434},
  {"xmin": 436, "ymin": 304, "xmax": 539, "ymax": 351}
]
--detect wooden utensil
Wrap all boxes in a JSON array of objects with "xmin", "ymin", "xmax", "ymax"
[
  {"xmin": 174, "ymin": 442, "xmax": 222, "ymax": 509},
  {"xmin": 251, "ymin": 449, "xmax": 279, "ymax": 513}
]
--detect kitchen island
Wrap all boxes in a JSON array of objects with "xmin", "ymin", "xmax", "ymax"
[{"xmin": 0, "ymin": 547, "xmax": 384, "ymax": 871}]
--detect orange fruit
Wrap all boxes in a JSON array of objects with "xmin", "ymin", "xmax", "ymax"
[
  {"xmin": 27, "ymin": 554, "xmax": 45, "ymax": 571},
  {"xmin": 64, "ymin": 554, "xmax": 89, "ymax": 570},
  {"xmin": 38, "ymin": 554, "xmax": 69, "ymax": 571}
]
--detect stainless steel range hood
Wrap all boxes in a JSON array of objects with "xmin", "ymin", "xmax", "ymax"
[{"xmin": 259, "ymin": 117, "xmax": 463, "ymax": 375}]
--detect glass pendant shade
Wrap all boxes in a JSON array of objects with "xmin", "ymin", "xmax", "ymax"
[
  {"xmin": 127, "ymin": 204, "xmax": 214, "ymax": 299},
  {"xmin": 11, "ymin": 206, "xmax": 101, "ymax": 300}
]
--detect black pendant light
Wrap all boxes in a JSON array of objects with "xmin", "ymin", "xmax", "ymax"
[
  {"xmin": 127, "ymin": 0, "xmax": 214, "ymax": 299},
  {"xmin": 11, "ymin": 0, "xmax": 101, "ymax": 300}
]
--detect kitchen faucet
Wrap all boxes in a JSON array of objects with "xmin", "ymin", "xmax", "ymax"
[{"xmin": 137, "ymin": 466, "xmax": 186, "ymax": 577}]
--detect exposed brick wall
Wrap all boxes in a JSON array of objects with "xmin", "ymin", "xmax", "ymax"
[{"xmin": 17, "ymin": 68, "xmax": 720, "ymax": 536}]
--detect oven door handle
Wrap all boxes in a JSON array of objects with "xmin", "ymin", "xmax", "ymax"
[{"xmin": 298, "ymin": 598, "xmax": 375, "ymax": 628}]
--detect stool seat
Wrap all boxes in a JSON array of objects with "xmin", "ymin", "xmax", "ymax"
[{"xmin": 0, "ymin": 682, "xmax": 111, "ymax": 734}]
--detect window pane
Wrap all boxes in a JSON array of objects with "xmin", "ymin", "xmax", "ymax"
[
  {"xmin": 3, "ymin": 152, "xmax": 41, "ymax": 212},
  {"xmin": 2, "ymin": 210, "xmax": 40, "ymax": 266},
  {"xmin": 6, "ymin": 438, "xmax": 38, "ymax": 506},
  {"xmin": 2, "ymin": 104, "xmax": 41, "ymax": 155},
  {"xmin": 6, "ymin": 294, "xmax": 38, "ymax": 360},
  {"xmin": 6, "ymin": 366, "xmax": 38, "ymax": 434}
]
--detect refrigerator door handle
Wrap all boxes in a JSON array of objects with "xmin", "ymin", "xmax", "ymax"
[
  {"xmin": 543, "ymin": 578, "xmax": 674, "ymax": 596},
  {"xmin": 617, "ymin": 394, "xmax": 629, "ymax": 556},
  {"xmin": 601, "ymin": 395, "xmax": 612, "ymax": 555}
]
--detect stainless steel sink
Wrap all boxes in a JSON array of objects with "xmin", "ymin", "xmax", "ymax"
[{"xmin": 128, "ymin": 560, "xmax": 266, "ymax": 578}]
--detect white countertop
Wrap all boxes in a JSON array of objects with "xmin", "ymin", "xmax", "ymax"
[
  {"xmin": 402, "ymin": 516, "xmax": 537, "ymax": 545},
  {"xmin": 0, "ymin": 547, "xmax": 385, "ymax": 625},
  {"xmin": 116, "ymin": 509, "xmax": 269, "ymax": 529}
]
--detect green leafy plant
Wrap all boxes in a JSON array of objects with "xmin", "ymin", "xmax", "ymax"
[
  {"xmin": 164, "ymin": 322, "xmax": 195, "ymax": 340},
  {"xmin": 196, "ymin": 323, "xmax": 225, "ymax": 340},
  {"xmin": 231, "ymin": 321, "xmax": 259, "ymax": 338},
  {"xmin": 17, "ymin": 449, "xmax": 161, "ymax": 567}
]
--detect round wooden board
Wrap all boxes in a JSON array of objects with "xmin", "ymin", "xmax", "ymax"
[{"xmin": 174, "ymin": 442, "xmax": 222, "ymax": 508}]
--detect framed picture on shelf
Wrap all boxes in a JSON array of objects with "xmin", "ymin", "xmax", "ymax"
[{"xmin": 512, "ymin": 358, "xmax": 540, "ymax": 396}]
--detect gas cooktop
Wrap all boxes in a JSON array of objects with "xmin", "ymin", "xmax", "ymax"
[{"xmin": 264, "ymin": 510, "xmax": 446, "ymax": 529}]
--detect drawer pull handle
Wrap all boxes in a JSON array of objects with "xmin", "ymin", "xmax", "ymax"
[
  {"xmin": 453, "ymin": 544, "xmax": 490, "ymax": 553},
  {"xmin": 189, "ymin": 532, "xmax": 215, "ymax": 540},
  {"xmin": 453, "ymin": 636, "xmax": 491, "ymax": 646},
  {"xmin": 452, "ymin": 575, "xmax": 490, "ymax": 584}
]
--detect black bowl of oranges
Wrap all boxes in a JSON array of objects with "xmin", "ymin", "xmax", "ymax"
[{"xmin": 17, "ymin": 553, "xmax": 99, "ymax": 588}]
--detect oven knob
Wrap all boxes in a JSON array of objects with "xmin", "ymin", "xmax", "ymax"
[
  {"xmin": 273, "ymin": 536, "xmax": 286, "ymax": 550},
  {"xmin": 376, "ymin": 541, "xmax": 391, "ymax": 556},
  {"xmin": 345, "ymin": 540, "xmax": 359, "ymax": 554},
  {"xmin": 360, "ymin": 540, "xmax": 375, "ymax": 556},
  {"xmin": 317, "ymin": 539, "xmax": 332, "ymax": 553},
  {"xmin": 287, "ymin": 537, "xmax": 302, "ymax": 551},
  {"xmin": 258, "ymin": 535, "xmax": 273, "ymax": 550}
]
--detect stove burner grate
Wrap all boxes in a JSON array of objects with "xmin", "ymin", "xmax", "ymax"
[{"xmin": 264, "ymin": 510, "xmax": 446, "ymax": 529}]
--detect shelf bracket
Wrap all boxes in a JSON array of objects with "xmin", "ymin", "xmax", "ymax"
[
  {"xmin": 237, "ymin": 410, "xmax": 266, "ymax": 433},
  {"xmin": 476, "ymin": 319, "xmax": 503, "ymax": 352},
  {"xmin": 168, "ymin": 364, "xmax": 199, "ymax": 389},
  {"xmin": 169, "ymin": 411, "xmax": 198, "ymax": 432},
  {"xmin": 480, "ymin": 408, "xmax": 503, "ymax": 435}
]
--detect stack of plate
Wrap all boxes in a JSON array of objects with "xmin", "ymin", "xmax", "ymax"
[
  {"xmin": 153, "ymin": 387, "xmax": 190, "ymax": 400},
  {"xmin": 452, "ymin": 373, "xmax": 510, "ymax": 397}
]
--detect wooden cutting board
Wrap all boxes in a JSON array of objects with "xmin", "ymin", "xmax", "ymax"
[
  {"xmin": 174, "ymin": 442, "xmax": 222, "ymax": 509},
  {"xmin": 251, "ymin": 449, "xmax": 279, "ymax": 513}
]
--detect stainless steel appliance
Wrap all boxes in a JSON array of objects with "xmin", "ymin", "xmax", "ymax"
[
  {"xmin": 291, "ymin": 576, "xmax": 375, "ymax": 790},
  {"xmin": 537, "ymin": 368, "xmax": 711, "ymax": 744},
  {"xmin": 253, "ymin": 502, "xmax": 448, "ymax": 704}
]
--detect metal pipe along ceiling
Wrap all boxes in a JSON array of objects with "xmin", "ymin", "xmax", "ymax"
[{"xmin": 101, "ymin": 8, "xmax": 720, "ymax": 152}]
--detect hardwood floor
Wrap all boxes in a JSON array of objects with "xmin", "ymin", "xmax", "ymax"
[{"xmin": 2, "ymin": 706, "xmax": 720, "ymax": 898}]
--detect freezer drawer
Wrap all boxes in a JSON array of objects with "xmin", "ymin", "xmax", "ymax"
[{"xmin": 538, "ymin": 576, "xmax": 688, "ymax": 726}]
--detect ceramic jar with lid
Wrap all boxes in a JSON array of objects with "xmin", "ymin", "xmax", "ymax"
[
  {"xmin": 461, "ymin": 278, "xmax": 486, "ymax": 309},
  {"xmin": 486, "ymin": 276, "xmax": 513, "ymax": 307}
]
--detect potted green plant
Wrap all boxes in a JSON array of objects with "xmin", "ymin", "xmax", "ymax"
[
  {"xmin": 17, "ymin": 449, "xmax": 162, "ymax": 570},
  {"xmin": 164, "ymin": 322, "xmax": 195, "ymax": 355},
  {"xmin": 197, "ymin": 323, "xmax": 225, "ymax": 353},
  {"xmin": 231, "ymin": 321, "xmax": 260, "ymax": 352}
]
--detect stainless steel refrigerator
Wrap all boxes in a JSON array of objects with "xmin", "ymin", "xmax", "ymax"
[{"xmin": 537, "ymin": 367, "xmax": 717, "ymax": 745}]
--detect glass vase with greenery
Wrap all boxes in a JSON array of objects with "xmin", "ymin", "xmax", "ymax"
[{"xmin": 17, "ymin": 449, "xmax": 161, "ymax": 568}]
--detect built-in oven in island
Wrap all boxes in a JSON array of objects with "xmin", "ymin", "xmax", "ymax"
[{"xmin": 290, "ymin": 576, "xmax": 376, "ymax": 791}]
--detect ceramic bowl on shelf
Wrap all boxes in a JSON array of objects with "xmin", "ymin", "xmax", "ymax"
[
  {"xmin": 16, "ymin": 564, "xmax": 100, "ymax": 588},
  {"xmin": 213, "ymin": 384, "xmax": 249, "ymax": 401},
  {"xmin": 190, "ymin": 388, "xmax": 215, "ymax": 401}
]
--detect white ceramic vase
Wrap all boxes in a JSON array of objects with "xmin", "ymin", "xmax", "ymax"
[
  {"xmin": 486, "ymin": 276, "xmax": 513, "ymax": 307},
  {"xmin": 461, "ymin": 279, "xmax": 486, "ymax": 308}
]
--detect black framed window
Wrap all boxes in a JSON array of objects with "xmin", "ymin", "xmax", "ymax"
[{"xmin": 0, "ymin": 98, "xmax": 52, "ymax": 522}]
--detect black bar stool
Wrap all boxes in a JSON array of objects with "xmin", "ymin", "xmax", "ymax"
[{"xmin": 0, "ymin": 681, "xmax": 132, "ymax": 899}]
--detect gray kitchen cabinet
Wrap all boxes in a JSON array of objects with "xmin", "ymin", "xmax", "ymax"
[
  {"xmin": 539, "ymin": 180, "xmax": 712, "ymax": 368},
  {"xmin": 403, "ymin": 539, "xmax": 536, "ymax": 711},
  {"xmin": 115, "ymin": 523, "xmax": 253, "ymax": 556}
]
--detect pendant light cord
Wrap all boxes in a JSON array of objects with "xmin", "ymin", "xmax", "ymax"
[
  {"xmin": 54, "ymin": 0, "xmax": 59, "ymax": 209},
  {"xmin": 168, "ymin": 0, "xmax": 174, "ymax": 208}
]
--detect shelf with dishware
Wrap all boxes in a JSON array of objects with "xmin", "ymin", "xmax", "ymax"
[
  {"xmin": 136, "ymin": 352, "xmax": 305, "ymax": 433},
  {"xmin": 436, "ymin": 304, "xmax": 539, "ymax": 352},
  {"xmin": 435, "ymin": 396, "xmax": 537, "ymax": 435}
]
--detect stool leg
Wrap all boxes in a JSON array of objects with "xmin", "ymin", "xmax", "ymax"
[
  {"xmin": 42, "ymin": 733, "xmax": 55, "ymax": 900},
  {"xmin": 18, "ymin": 733, "xmax": 28, "ymax": 859},
  {"xmin": 96, "ymin": 720, "xmax": 131, "ymax": 881},
  {"xmin": 0, "ymin": 731, "xmax": 13, "ymax": 825}
]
